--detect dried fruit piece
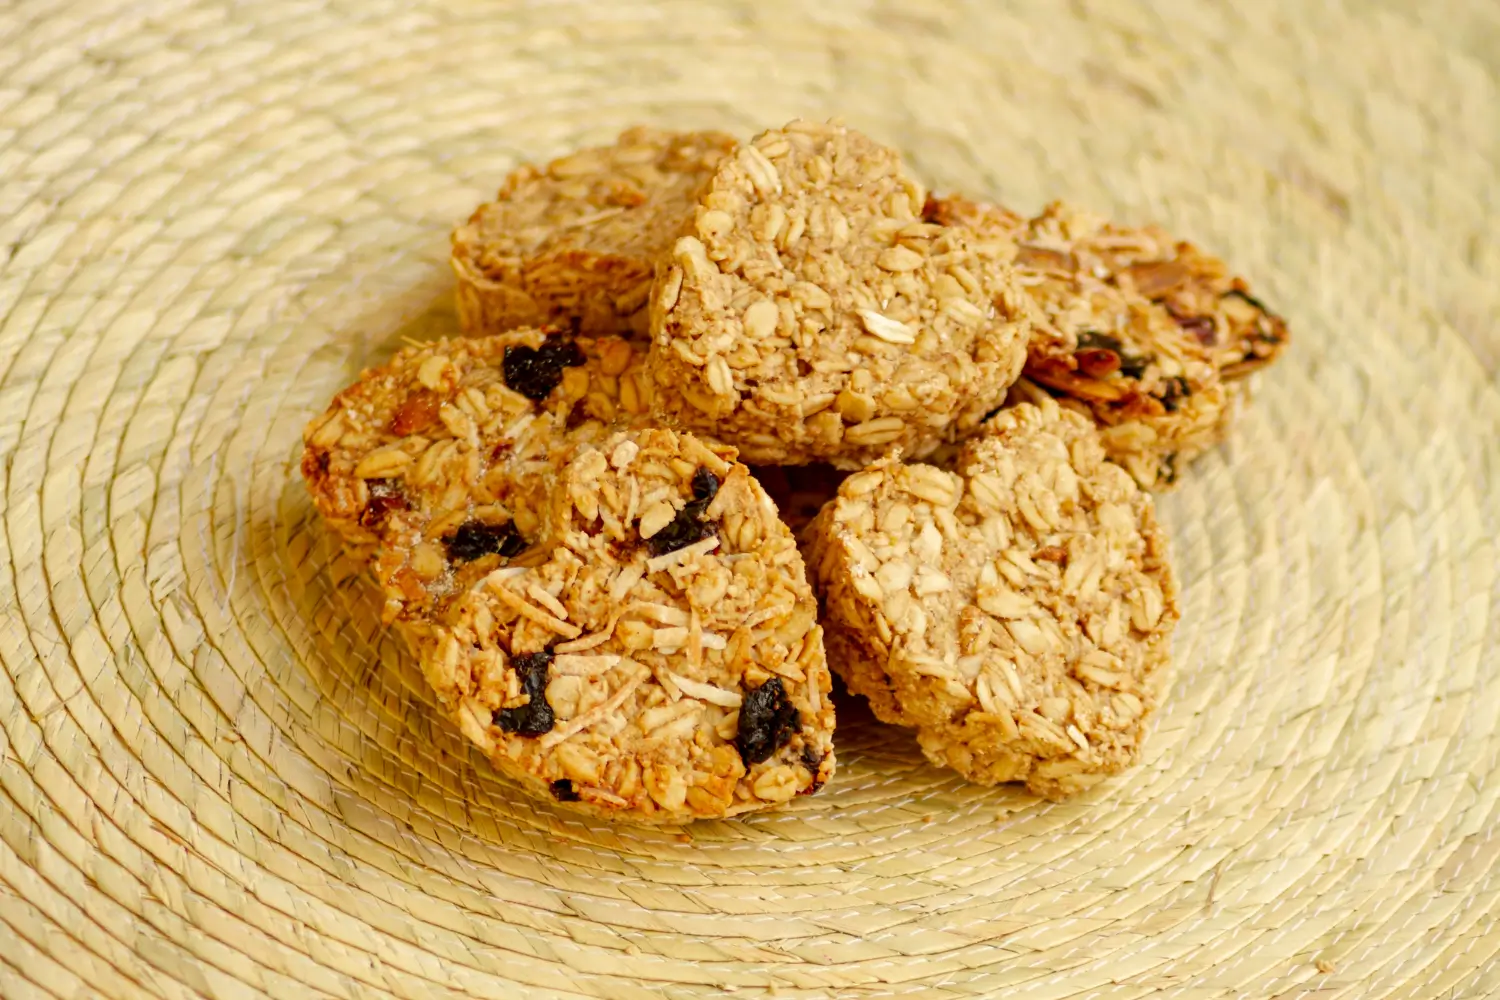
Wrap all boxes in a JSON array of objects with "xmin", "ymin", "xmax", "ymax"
[
  {"xmin": 496, "ymin": 651, "xmax": 556, "ymax": 736},
  {"xmin": 360, "ymin": 479, "xmax": 410, "ymax": 528},
  {"xmin": 736, "ymin": 677, "xmax": 801, "ymax": 765},
  {"xmin": 799, "ymin": 745, "xmax": 830, "ymax": 795},
  {"xmin": 502, "ymin": 339, "xmax": 586, "ymax": 400},
  {"xmin": 390, "ymin": 389, "xmax": 442, "ymax": 435},
  {"xmin": 644, "ymin": 466, "xmax": 721, "ymax": 557},
  {"xmin": 445, "ymin": 520, "xmax": 528, "ymax": 562},
  {"xmin": 549, "ymin": 779, "xmax": 580, "ymax": 802}
]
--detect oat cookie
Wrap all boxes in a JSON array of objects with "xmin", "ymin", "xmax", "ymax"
[
  {"xmin": 452, "ymin": 127, "xmax": 737, "ymax": 337},
  {"xmin": 402, "ymin": 428, "xmax": 835, "ymax": 822},
  {"xmin": 301, "ymin": 328, "xmax": 652, "ymax": 621},
  {"xmin": 649, "ymin": 120, "xmax": 1033, "ymax": 468},
  {"xmin": 927, "ymin": 196, "xmax": 1288, "ymax": 488},
  {"xmin": 806, "ymin": 398, "xmax": 1178, "ymax": 798}
]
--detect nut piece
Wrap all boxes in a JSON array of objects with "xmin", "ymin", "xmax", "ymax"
[
  {"xmin": 804, "ymin": 398, "xmax": 1179, "ymax": 800},
  {"xmin": 452, "ymin": 127, "xmax": 737, "ymax": 337},
  {"xmin": 649, "ymin": 119, "xmax": 1033, "ymax": 468}
]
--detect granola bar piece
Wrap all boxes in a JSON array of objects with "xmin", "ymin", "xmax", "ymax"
[
  {"xmin": 648, "ymin": 120, "xmax": 1033, "ymax": 469},
  {"xmin": 452, "ymin": 127, "xmax": 737, "ymax": 337},
  {"xmin": 301, "ymin": 328, "xmax": 653, "ymax": 621},
  {"xmin": 926, "ymin": 196, "xmax": 1289, "ymax": 489},
  {"xmin": 403, "ymin": 428, "xmax": 835, "ymax": 823},
  {"xmin": 805, "ymin": 397, "xmax": 1178, "ymax": 799}
]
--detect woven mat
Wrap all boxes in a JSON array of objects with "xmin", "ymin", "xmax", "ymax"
[{"xmin": 2, "ymin": 1, "xmax": 1497, "ymax": 997}]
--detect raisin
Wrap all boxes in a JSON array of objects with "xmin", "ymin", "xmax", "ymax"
[
  {"xmin": 496, "ymin": 651, "xmax": 555, "ymax": 736},
  {"xmin": 1117, "ymin": 354, "xmax": 1150, "ymax": 380},
  {"xmin": 549, "ymin": 779, "xmax": 580, "ymax": 802},
  {"xmin": 691, "ymin": 466, "xmax": 720, "ymax": 504},
  {"xmin": 445, "ymin": 520, "xmax": 528, "ymax": 562},
  {"xmin": 1160, "ymin": 376, "xmax": 1191, "ymax": 412},
  {"xmin": 390, "ymin": 388, "xmax": 441, "ymax": 435},
  {"xmin": 799, "ymin": 745, "xmax": 829, "ymax": 796},
  {"xmin": 360, "ymin": 479, "xmax": 410, "ymax": 528},
  {"xmin": 502, "ymin": 339, "xmax": 586, "ymax": 401},
  {"xmin": 736, "ymin": 677, "xmax": 800, "ymax": 765},
  {"xmin": 645, "ymin": 467, "xmax": 721, "ymax": 557}
]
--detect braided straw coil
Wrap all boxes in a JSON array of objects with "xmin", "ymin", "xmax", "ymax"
[{"xmin": 1, "ymin": 1, "xmax": 1496, "ymax": 998}]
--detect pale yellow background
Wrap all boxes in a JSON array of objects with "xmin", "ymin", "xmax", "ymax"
[{"xmin": 0, "ymin": 1, "xmax": 1496, "ymax": 998}]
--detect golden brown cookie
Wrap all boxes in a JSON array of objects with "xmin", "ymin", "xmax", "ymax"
[
  {"xmin": 452, "ymin": 127, "xmax": 737, "ymax": 337},
  {"xmin": 926, "ymin": 196, "xmax": 1288, "ymax": 488},
  {"xmin": 806, "ymin": 397, "xmax": 1178, "ymax": 799},
  {"xmin": 648, "ymin": 120, "xmax": 1033, "ymax": 468},
  {"xmin": 301, "ymin": 328, "xmax": 652, "ymax": 621},
  {"xmin": 403, "ymin": 428, "xmax": 835, "ymax": 822}
]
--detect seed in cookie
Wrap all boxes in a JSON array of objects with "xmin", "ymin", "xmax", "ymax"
[
  {"xmin": 648, "ymin": 119, "xmax": 1033, "ymax": 468},
  {"xmin": 404, "ymin": 428, "xmax": 836, "ymax": 823},
  {"xmin": 805, "ymin": 396, "xmax": 1178, "ymax": 799},
  {"xmin": 452, "ymin": 127, "xmax": 738, "ymax": 337}
]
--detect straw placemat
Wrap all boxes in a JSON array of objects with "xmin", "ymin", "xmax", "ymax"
[{"xmin": 1, "ymin": 1, "xmax": 1496, "ymax": 997}]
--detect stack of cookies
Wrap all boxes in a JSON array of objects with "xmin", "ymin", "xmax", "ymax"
[{"xmin": 302, "ymin": 120, "xmax": 1287, "ymax": 822}]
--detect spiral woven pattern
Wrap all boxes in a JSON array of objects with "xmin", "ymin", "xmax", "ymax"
[{"xmin": 1, "ymin": 1, "xmax": 1496, "ymax": 997}]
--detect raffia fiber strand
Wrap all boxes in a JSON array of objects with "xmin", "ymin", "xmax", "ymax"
[{"xmin": 0, "ymin": 0, "xmax": 1496, "ymax": 997}]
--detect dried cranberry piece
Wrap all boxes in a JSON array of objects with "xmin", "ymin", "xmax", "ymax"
[
  {"xmin": 445, "ymin": 520, "xmax": 527, "ymax": 562},
  {"xmin": 645, "ymin": 467, "xmax": 721, "ymax": 557},
  {"xmin": 736, "ymin": 677, "xmax": 800, "ymax": 765},
  {"xmin": 360, "ymin": 479, "xmax": 410, "ymax": 528},
  {"xmin": 502, "ymin": 339, "xmax": 586, "ymax": 401},
  {"xmin": 496, "ymin": 651, "xmax": 555, "ymax": 736},
  {"xmin": 549, "ymin": 779, "xmax": 580, "ymax": 802}
]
